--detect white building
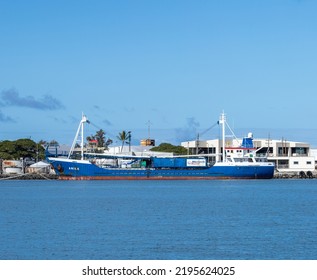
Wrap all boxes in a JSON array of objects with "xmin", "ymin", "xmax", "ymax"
[{"xmin": 254, "ymin": 139, "xmax": 315, "ymax": 174}]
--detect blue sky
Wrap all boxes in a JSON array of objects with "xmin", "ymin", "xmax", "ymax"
[{"xmin": 1, "ymin": 0, "xmax": 317, "ymax": 146}]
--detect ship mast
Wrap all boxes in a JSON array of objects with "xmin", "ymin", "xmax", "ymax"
[
  {"xmin": 219, "ymin": 112, "xmax": 226, "ymax": 162},
  {"xmin": 68, "ymin": 113, "xmax": 89, "ymax": 160}
]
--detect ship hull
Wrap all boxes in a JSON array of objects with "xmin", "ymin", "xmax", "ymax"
[{"xmin": 48, "ymin": 158, "xmax": 274, "ymax": 180}]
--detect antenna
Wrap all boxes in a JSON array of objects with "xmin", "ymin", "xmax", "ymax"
[
  {"xmin": 266, "ymin": 133, "xmax": 271, "ymax": 156},
  {"xmin": 196, "ymin": 133, "xmax": 200, "ymax": 154},
  {"xmin": 219, "ymin": 111, "xmax": 226, "ymax": 162},
  {"xmin": 146, "ymin": 120, "xmax": 152, "ymax": 139}
]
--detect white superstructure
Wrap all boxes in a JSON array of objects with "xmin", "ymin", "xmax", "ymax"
[{"xmin": 181, "ymin": 135, "xmax": 316, "ymax": 176}]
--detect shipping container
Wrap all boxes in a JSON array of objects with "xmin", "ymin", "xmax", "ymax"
[
  {"xmin": 152, "ymin": 157, "xmax": 206, "ymax": 168},
  {"xmin": 152, "ymin": 157, "xmax": 175, "ymax": 168}
]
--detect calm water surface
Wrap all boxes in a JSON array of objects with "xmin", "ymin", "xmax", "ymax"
[{"xmin": 0, "ymin": 179, "xmax": 316, "ymax": 260}]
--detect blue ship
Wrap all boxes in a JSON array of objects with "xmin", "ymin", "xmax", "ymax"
[{"xmin": 47, "ymin": 113, "xmax": 274, "ymax": 180}]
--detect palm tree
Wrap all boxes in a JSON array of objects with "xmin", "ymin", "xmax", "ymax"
[
  {"xmin": 95, "ymin": 129, "xmax": 106, "ymax": 147},
  {"xmin": 117, "ymin": 130, "xmax": 130, "ymax": 152}
]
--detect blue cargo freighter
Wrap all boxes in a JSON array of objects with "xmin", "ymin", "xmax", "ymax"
[{"xmin": 47, "ymin": 113, "xmax": 274, "ymax": 180}]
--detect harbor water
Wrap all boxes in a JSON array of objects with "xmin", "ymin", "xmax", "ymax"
[{"xmin": 0, "ymin": 179, "xmax": 316, "ymax": 260}]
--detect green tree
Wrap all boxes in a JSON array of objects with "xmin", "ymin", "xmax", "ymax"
[
  {"xmin": 95, "ymin": 129, "xmax": 106, "ymax": 147},
  {"xmin": 117, "ymin": 130, "xmax": 130, "ymax": 152},
  {"xmin": 87, "ymin": 129, "xmax": 112, "ymax": 149},
  {"xmin": 150, "ymin": 143, "xmax": 188, "ymax": 155},
  {"xmin": 0, "ymin": 140, "xmax": 15, "ymax": 159},
  {"xmin": 15, "ymin": 139, "xmax": 37, "ymax": 158},
  {"xmin": 0, "ymin": 139, "xmax": 45, "ymax": 160}
]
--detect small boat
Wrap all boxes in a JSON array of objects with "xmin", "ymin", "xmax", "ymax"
[{"xmin": 46, "ymin": 113, "xmax": 274, "ymax": 180}]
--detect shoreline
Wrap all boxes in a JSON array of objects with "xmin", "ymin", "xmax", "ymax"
[{"xmin": 0, "ymin": 174, "xmax": 59, "ymax": 180}]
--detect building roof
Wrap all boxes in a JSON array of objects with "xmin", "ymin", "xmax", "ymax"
[{"xmin": 29, "ymin": 161, "xmax": 50, "ymax": 168}]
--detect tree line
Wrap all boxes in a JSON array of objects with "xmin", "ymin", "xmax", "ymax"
[{"xmin": 0, "ymin": 139, "xmax": 46, "ymax": 161}]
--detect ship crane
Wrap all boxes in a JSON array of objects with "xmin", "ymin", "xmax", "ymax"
[{"xmin": 68, "ymin": 113, "xmax": 89, "ymax": 160}]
